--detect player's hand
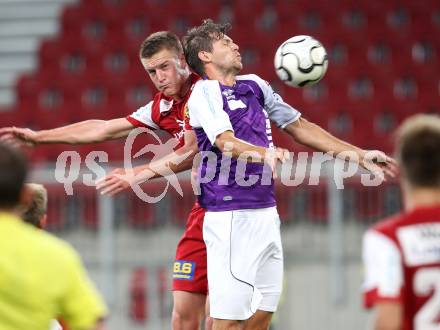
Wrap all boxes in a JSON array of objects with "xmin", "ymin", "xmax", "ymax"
[
  {"xmin": 361, "ymin": 150, "xmax": 399, "ymax": 180},
  {"xmin": 265, "ymin": 147, "xmax": 290, "ymax": 178},
  {"xmin": 0, "ymin": 127, "xmax": 38, "ymax": 148},
  {"xmin": 96, "ymin": 168, "xmax": 134, "ymax": 196}
]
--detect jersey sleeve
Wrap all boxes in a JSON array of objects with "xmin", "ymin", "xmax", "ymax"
[
  {"xmin": 59, "ymin": 247, "xmax": 107, "ymax": 330},
  {"xmin": 251, "ymin": 74, "xmax": 301, "ymax": 128},
  {"xmin": 187, "ymin": 80, "xmax": 234, "ymax": 145},
  {"xmin": 126, "ymin": 101, "xmax": 160, "ymax": 130},
  {"xmin": 362, "ymin": 229, "xmax": 403, "ymax": 308}
]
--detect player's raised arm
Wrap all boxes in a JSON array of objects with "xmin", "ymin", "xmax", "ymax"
[
  {"xmin": 96, "ymin": 129, "xmax": 199, "ymax": 196},
  {"xmin": 248, "ymin": 74, "xmax": 398, "ymax": 179},
  {"xmin": 0, "ymin": 117, "xmax": 134, "ymax": 146},
  {"xmin": 283, "ymin": 117, "xmax": 398, "ymax": 179},
  {"xmin": 215, "ymin": 130, "xmax": 289, "ymax": 166}
]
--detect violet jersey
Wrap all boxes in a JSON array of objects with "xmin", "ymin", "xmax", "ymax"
[
  {"xmin": 127, "ymin": 73, "xmax": 199, "ymax": 147},
  {"xmin": 362, "ymin": 205, "xmax": 440, "ymax": 330},
  {"xmin": 187, "ymin": 74, "xmax": 301, "ymax": 211}
]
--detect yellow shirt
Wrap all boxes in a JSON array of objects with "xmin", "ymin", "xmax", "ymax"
[{"xmin": 0, "ymin": 213, "xmax": 107, "ymax": 330}]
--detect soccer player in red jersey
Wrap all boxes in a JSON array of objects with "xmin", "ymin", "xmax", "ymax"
[
  {"xmin": 0, "ymin": 32, "xmax": 210, "ymax": 330},
  {"xmin": 362, "ymin": 114, "xmax": 440, "ymax": 330}
]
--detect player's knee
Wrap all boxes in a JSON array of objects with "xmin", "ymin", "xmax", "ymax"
[
  {"xmin": 204, "ymin": 315, "xmax": 214, "ymax": 330},
  {"xmin": 243, "ymin": 310, "xmax": 273, "ymax": 330}
]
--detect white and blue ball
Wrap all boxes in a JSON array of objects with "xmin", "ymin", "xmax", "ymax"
[{"xmin": 274, "ymin": 35, "xmax": 328, "ymax": 87}]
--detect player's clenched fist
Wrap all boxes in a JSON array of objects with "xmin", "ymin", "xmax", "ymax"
[
  {"xmin": 95, "ymin": 168, "xmax": 134, "ymax": 196},
  {"xmin": 0, "ymin": 127, "xmax": 38, "ymax": 147},
  {"xmin": 265, "ymin": 147, "xmax": 290, "ymax": 178}
]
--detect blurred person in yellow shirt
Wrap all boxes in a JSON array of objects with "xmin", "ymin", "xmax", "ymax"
[
  {"xmin": 0, "ymin": 143, "xmax": 107, "ymax": 330},
  {"xmin": 18, "ymin": 183, "xmax": 64, "ymax": 330}
]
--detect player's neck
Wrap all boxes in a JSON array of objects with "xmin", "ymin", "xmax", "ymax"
[
  {"xmin": 206, "ymin": 66, "xmax": 236, "ymax": 86},
  {"xmin": 173, "ymin": 74, "xmax": 192, "ymax": 101},
  {"xmin": 404, "ymin": 186, "xmax": 440, "ymax": 211},
  {"xmin": 0, "ymin": 208, "xmax": 20, "ymax": 218}
]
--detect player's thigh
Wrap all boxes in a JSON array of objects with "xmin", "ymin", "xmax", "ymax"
[
  {"xmin": 173, "ymin": 205, "xmax": 208, "ymax": 295},
  {"xmin": 203, "ymin": 211, "xmax": 258, "ymax": 320},
  {"xmin": 173, "ymin": 290, "xmax": 206, "ymax": 316},
  {"xmin": 243, "ymin": 310, "xmax": 273, "ymax": 330},
  {"xmin": 205, "ymin": 294, "xmax": 214, "ymax": 330},
  {"xmin": 254, "ymin": 218, "xmax": 283, "ymax": 313},
  {"xmin": 204, "ymin": 208, "xmax": 280, "ymax": 321},
  {"xmin": 212, "ymin": 319, "xmax": 243, "ymax": 330}
]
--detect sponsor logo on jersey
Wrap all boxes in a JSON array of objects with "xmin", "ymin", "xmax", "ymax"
[
  {"xmin": 173, "ymin": 260, "xmax": 196, "ymax": 280},
  {"xmin": 222, "ymin": 89, "xmax": 234, "ymax": 97},
  {"xmin": 398, "ymin": 223, "xmax": 440, "ymax": 266},
  {"xmin": 228, "ymin": 99, "xmax": 247, "ymax": 111},
  {"xmin": 184, "ymin": 103, "xmax": 190, "ymax": 120}
]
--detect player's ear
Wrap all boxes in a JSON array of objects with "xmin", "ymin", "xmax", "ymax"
[
  {"xmin": 178, "ymin": 53, "xmax": 188, "ymax": 68},
  {"xmin": 18, "ymin": 184, "xmax": 32, "ymax": 211},
  {"xmin": 198, "ymin": 50, "xmax": 211, "ymax": 63}
]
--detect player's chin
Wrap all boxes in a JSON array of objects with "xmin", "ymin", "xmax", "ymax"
[
  {"xmin": 162, "ymin": 86, "xmax": 174, "ymax": 96},
  {"xmin": 234, "ymin": 63, "xmax": 243, "ymax": 73}
]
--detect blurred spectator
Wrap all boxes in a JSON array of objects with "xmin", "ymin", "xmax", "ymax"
[{"xmin": 362, "ymin": 114, "xmax": 440, "ymax": 330}]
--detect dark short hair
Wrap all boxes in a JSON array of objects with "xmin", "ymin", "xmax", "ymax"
[
  {"xmin": 183, "ymin": 19, "xmax": 231, "ymax": 76},
  {"xmin": 396, "ymin": 114, "xmax": 440, "ymax": 188},
  {"xmin": 0, "ymin": 143, "xmax": 27, "ymax": 208},
  {"xmin": 139, "ymin": 31, "xmax": 183, "ymax": 59}
]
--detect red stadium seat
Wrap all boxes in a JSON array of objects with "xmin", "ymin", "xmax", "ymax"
[
  {"xmin": 130, "ymin": 267, "xmax": 148, "ymax": 322},
  {"xmin": 169, "ymin": 181, "xmax": 196, "ymax": 227},
  {"xmin": 275, "ymin": 183, "xmax": 293, "ymax": 222},
  {"xmin": 355, "ymin": 183, "xmax": 386, "ymax": 222},
  {"xmin": 307, "ymin": 184, "xmax": 328, "ymax": 223},
  {"xmin": 79, "ymin": 186, "xmax": 99, "ymax": 229},
  {"xmin": 45, "ymin": 185, "xmax": 69, "ymax": 230},
  {"xmin": 126, "ymin": 191, "xmax": 155, "ymax": 228}
]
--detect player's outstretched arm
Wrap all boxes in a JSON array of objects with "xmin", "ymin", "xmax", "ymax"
[
  {"xmin": 284, "ymin": 117, "xmax": 398, "ymax": 179},
  {"xmin": 215, "ymin": 130, "xmax": 289, "ymax": 175},
  {"xmin": 0, "ymin": 118, "xmax": 134, "ymax": 146},
  {"xmin": 96, "ymin": 130, "xmax": 199, "ymax": 196},
  {"xmin": 371, "ymin": 302, "xmax": 402, "ymax": 330}
]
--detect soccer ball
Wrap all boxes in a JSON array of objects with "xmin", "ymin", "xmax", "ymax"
[{"xmin": 274, "ymin": 35, "xmax": 328, "ymax": 88}]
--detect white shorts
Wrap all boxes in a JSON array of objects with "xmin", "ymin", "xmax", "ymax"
[{"xmin": 203, "ymin": 206, "xmax": 283, "ymax": 320}]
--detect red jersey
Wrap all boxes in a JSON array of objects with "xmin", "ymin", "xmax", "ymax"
[
  {"xmin": 362, "ymin": 205, "xmax": 440, "ymax": 330},
  {"xmin": 126, "ymin": 74, "xmax": 199, "ymax": 147}
]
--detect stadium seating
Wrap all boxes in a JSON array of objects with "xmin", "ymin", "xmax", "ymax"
[
  {"xmin": 4, "ymin": 0, "xmax": 438, "ymax": 160},
  {"xmin": 129, "ymin": 267, "xmax": 148, "ymax": 322}
]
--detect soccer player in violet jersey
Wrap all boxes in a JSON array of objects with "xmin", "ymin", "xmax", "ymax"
[
  {"xmin": 183, "ymin": 19, "xmax": 398, "ymax": 330},
  {"xmin": 362, "ymin": 114, "xmax": 440, "ymax": 330}
]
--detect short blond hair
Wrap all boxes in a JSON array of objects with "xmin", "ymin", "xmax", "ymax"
[
  {"xmin": 21, "ymin": 183, "xmax": 48, "ymax": 227},
  {"xmin": 396, "ymin": 114, "xmax": 440, "ymax": 187}
]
